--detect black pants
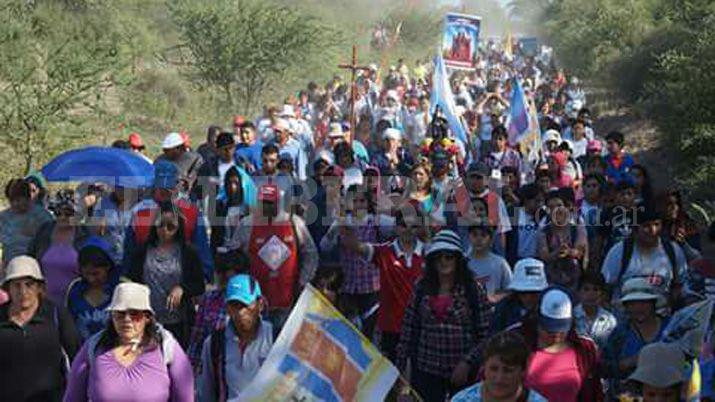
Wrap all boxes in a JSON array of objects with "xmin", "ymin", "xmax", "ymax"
[
  {"xmin": 412, "ymin": 369, "xmax": 454, "ymax": 402},
  {"xmin": 380, "ymin": 331, "xmax": 400, "ymax": 363}
]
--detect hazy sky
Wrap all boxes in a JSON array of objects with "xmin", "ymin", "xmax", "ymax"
[{"xmin": 440, "ymin": 0, "xmax": 510, "ymax": 7}]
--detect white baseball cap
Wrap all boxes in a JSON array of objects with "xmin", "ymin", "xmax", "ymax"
[
  {"xmin": 543, "ymin": 129, "xmax": 562, "ymax": 144},
  {"xmin": 508, "ymin": 258, "xmax": 548, "ymax": 292},
  {"xmin": 382, "ymin": 128, "xmax": 402, "ymax": 141},
  {"xmin": 273, "ymin": 118, "xmax": 291, "ymax": 133},
  {"xmin": 539, "ymin": 287, "xmax": 573, "ymax": 333},
  {"xmin": 342, "ymin": 166, "xmax": 364, "ymax": 188},
  {"xmin": 279, "ymin": 104, "xmax": 296, "ymax": 118},
  {"xmin": 161, "ymin": 132, "xmax": 184, "ymax": 149},
  {"xmin": 328, "ymin": 123, "xmax": 344, "ymax": 138}
]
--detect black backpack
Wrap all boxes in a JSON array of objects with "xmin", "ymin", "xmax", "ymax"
[{"xmin": 617, "ymin": 236, "xmax": 679, "ymax": 288}]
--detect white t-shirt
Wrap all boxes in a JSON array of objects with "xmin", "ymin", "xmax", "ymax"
[
  {"xmin": 218, "ymin": 161, "xmax": 234, "ymax": 185},
  {"xmin": 468, "ymin": 252, "xmax": 512, "ymax": 295},
  {"xmin": 601, "ymin": 239, "xmax": 687, "ymax": 302},
  {"xmin": 573, "ymin": 137, "xmax": 589, "ymax": 159}
]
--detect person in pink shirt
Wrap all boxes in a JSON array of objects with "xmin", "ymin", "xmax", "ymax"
[
  {"xmin": 64, "ymin": 282, "xmax": 194, "ymax": 402},
  {"xmin": 525, "ymin": 287, "xmax": 603, "ymax": 402}
]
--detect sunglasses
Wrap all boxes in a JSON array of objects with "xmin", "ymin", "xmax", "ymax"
[
  {"xmin": 435, "ymin": 252, "xmax": 457, "ymax": 261},
  {"xmin": 112, "ymin": 310, "xmax": 146, "ymax": 321},
  {"xmin": 158, "ymin": 220, "xmax": 178, "ymax": 231}
]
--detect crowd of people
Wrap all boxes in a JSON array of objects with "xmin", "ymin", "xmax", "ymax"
[{"xmin": 0, "ymin": 37, "xmax": 713, "ymax": 402}]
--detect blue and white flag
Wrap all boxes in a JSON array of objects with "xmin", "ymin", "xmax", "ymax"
[
  {"xmin": 507, "ymin": 77, "xmax": 530, "ymax": 146},
  {"xmin": 430, "ymin": 55, "xmax": 469, "ymax": 147}
]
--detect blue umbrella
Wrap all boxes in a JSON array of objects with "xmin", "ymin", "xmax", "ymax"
[{"xmin": 42, "ymin": 146, "xmax": 155, "ymax": 188}]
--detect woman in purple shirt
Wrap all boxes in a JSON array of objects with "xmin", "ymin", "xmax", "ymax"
[{"xmin": 64, "ymin": 282, "xmax": 194, "ymax": 402}]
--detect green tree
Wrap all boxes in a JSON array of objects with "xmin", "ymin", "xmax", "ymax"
[
  {"xmin": 0, "ymin": 1, "xmax": 123, "ymax": 174},
  {"xmin": 169, "ymin": 0, "xmax": 341, "ymax": 114}
]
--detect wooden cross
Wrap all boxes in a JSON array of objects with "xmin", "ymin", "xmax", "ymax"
[{"xmin": 338, "ymin": 45, "xmax": 371, "ymax": 144}]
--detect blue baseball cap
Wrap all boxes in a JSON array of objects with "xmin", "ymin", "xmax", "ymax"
[
  {"xmin": 154, "ymin": 160, "xmax": 178, "ymax": 189},
  {"xmin": 225, "ymin": 274, "xmax": 262, "ymax": 305}
]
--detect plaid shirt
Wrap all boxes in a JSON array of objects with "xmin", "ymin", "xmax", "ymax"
[
  {"xmin": 187, "ymin": 290, "xmax": 227, "ymax": 374},
  {"xmin": 396, "ymin": 283, "xmax": 492, "ymax": 376},
  {"xmin": 321, "ymin": 215, "xmax": 384, "ymax": 294}
]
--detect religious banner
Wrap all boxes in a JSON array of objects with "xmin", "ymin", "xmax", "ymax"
[
  {"xmin": 442, "ymin": 13, "xmax": 481, "ymax": 70},
  {"xmin": 518, "ymin": 37, "xmax": 539, "ymax": 57},
  {"xmin": 239, "ymin": 285, "xmax": 399, "ymax": 401}
]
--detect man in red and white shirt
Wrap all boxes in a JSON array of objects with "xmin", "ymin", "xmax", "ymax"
[
  {"xmin": 344, "ymin": 208, "xmax": 425, "ymax": 362},
  {"xmin": 228, "ymin": 184, "xmax": 318, "ymax": 336}
]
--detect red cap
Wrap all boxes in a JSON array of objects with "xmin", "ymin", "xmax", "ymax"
[
  {"xmin": 128, "ymin": 132, "xmax": 144, "ymax": 148},
  {"xmin": 587, "ymin": 139, "xmax": 603, "ymax": 153},
  {"xmin": 180, "ymin": 131, "xmax": 191, "ymax": 147},
  {"xmin": 258, "ymin": 184, "xmax": 279, "ymax": 202},
  {"xmin": 233, "ymin": 115, "xmax": 246, "ymax": 127}
]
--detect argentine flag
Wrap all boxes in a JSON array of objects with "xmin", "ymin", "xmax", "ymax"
[
  {"xmin": 507, "ymin": 77, "xmax": 531, "ymax": 146},
  {"xmin": 430, "ymin": 55, "xmax": 469, "ymax": 147}
]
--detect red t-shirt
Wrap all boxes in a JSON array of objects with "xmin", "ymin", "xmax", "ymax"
[
  {"xmin": 370, "ymin": 240, "xmax": 424, "ymax": 333},
  {"xmin": 525, "ymin": 347, "xmax": 583, "ymax": 402}
]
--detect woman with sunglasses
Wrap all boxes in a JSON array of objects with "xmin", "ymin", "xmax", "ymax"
[
  {"xmin": 127, "ymin": 202, "xmax": 205, "ymax": 346},
  {"xmin": 64, "ymin": 283, "xmax": 193, "ymax": 402},
  {"xmin": 29, "ymin": 193, "xmax": 90, "ymax": 305},
  {"xmin": 396, "ymin": 230, "xmax": 492, "ymax": 401}
]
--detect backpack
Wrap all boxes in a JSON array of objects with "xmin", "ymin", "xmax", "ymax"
[
  {"xmin": 617, "ymin": 236, "xmax": 679, "ymax": 288},
  {"xmin": 85, "ymin": 324, "xmax": 177, "ymax": 368}
]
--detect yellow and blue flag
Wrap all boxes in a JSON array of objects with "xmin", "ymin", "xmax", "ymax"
[
  {"xmin": 239, "ymin": 285, "xmax": 399, "ymax": 401},
  {"xmin": 662, "ymin": 299, "xmax": 715, "ymax": 401}
]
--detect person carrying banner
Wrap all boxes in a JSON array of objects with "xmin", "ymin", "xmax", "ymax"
[{"xmin": 197, "ymin": 274, "xmax": 273, "ymax": 402}]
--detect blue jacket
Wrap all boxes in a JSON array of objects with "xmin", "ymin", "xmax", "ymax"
[
  {"xmin": 603, "ymin": 316, "xmax": 670, "ymax": 395},
  {"xmin": 604, "ymin": 153, "xmax": 635, "ymax": 184}
]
